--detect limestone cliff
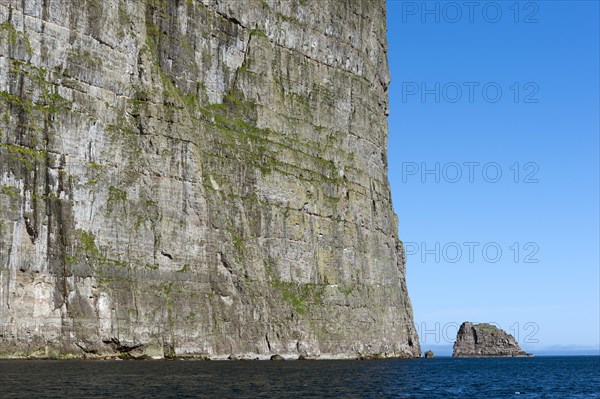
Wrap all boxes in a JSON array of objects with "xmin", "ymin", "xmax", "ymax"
[
  {"xmin": 0, "ymin": 0, "xmax": 420, "ymax": 359},
  {"xmin": 453, "ymin": 322, "xmax": 531, "ymax": 358}
]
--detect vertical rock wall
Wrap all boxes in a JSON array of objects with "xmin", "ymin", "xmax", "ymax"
[{"xmin": 0, "ymin": 0, "xmax": 420, "ymax": 359}]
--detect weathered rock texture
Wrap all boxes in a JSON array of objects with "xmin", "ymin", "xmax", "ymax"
[
  {"xmin": 453, "ymin": 322, "xmax": 530, "ymax": 358},
  {"xmin": 0, "ymin": 0, "xmax": 420, "ymax": 359}
]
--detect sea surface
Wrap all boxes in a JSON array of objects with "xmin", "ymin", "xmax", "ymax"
[{"xmin": 1, "ymin": 356, "xmax": 598, "ymax": 398}]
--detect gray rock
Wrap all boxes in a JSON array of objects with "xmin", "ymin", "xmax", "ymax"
[
  {"xmin": 0, "ymin": 0, "xmax": 420, "ymax": 360},
  {"xmin": 270, "ymin": 354, "xmax": 284, "ymax": 361},
  {"xmin": 424, "ymin": 350, "xmax": 434, "ymax": 358},
  {"xmin": 453, "ymin": 322, "xmax": 532, "ymax": 357}
]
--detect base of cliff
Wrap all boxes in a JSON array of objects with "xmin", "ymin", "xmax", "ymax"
[{"xmin": 0, "ymin": 349, "xmax": 421, "ymax": 361}]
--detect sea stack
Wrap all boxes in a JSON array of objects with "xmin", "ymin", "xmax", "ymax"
[{"xmin": 452, "ymin": 322, "xmax": 532, "ymax": 357}]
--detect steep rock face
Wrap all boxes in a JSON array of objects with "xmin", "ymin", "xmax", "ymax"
[
  {"xmin": 453, "ymin": 322, "xmax": 530, "ymax": 357},
  {"xmin": 0, "ymin": 0, "xmax": 420, "ymax": 359}
]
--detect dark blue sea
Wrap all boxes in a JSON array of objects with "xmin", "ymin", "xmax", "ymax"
[{"xmin": 1, "ymin": 356, "xmax": 598, "ymax": 398}]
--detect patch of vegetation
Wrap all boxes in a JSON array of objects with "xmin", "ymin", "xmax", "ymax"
[
  {"xmin": 107, "ymin": 186, "xmax": 127, "ymax": 212},
  {"xmin": 145, "ymin": 263, "xmax": 159, "ymax": 270},
  {"xmin": 0, "ymin": 91, "xmax": 32, "ymax": 113},
  {"xmin": 43, "ymin": 92, "xmax": 71, "ymax": 113},
  {"xmin": 176, "ymin": 264, "xmax": 191, "ymax": 273},
  {"xmin": 337, "ymin": 285, "xmax": 354, "ymax": 297},
  {"xmin": 232, "ymin": 231, "xmax": 244, "ymax": 253},
  {"xmin": 270, "ymin": 281, "xmax": 325, "ymax": 315},
  {"xmin": 80, "ymin": 230, "xmax": 101, "ymax": 258},
  {"xmin": 65, "ymin": 255, "xmax": 78, "ymax": 264},
  {"xmin": 260, "ymin": 0, "xmax": 271, "ymax": 11},
  {"xmin": 0, "ymin": 21, "xmax": 33, "ymax": 55},
  {"xmin": 70, "ymin": 229, "xmax": 128, "ymax": 271},
  {"xmin": 249, "ymin": 28, "xmax": 268, "ymax": 40},
  {"xmin": 0, "ymin": 143, "xmax": 46, "ymax": 170},
  {"xmin": 1, "ymin": 185, "xmax": 21, "ymax": 199}
]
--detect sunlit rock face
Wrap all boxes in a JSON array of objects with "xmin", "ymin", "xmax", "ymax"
[
  {"xmin": 453, "ymin": 322, "xmax": 530, "ymax": 357},
  {"xmin": 0, "ymin": 0, "xmax": 420, "ymax": 359}
]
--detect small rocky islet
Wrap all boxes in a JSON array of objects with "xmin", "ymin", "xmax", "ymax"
[{"xmin": 452, "ymin": 322, "xmax": 533, "ymax": 357}]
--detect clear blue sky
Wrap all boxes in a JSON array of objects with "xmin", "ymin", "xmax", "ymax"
[{"xmin": 386, "ymin": 0, "xmax": 599, "ymax": 355}]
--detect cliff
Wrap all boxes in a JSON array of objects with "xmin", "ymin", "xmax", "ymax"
[
  {"xmin": 453, "ymin": 322, "xmax": 531, "ymax": 358},
  {"xmin": 0, "ymin": 0, "xmax": 420, "ymax": 359}
]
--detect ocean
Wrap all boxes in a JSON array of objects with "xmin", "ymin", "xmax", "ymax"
[{"xmin": 1, "ymin": 356, "xmax": 598, "ymax": 398}]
